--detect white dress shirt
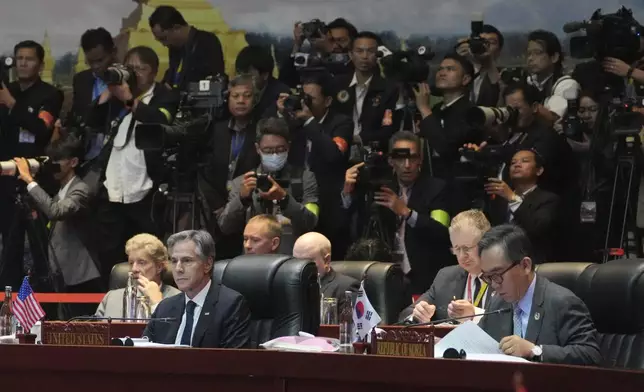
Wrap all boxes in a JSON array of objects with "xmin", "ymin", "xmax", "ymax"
[
  {"xmin": 350, "ymin": 73, "xmax": 373, "ymax": 136},
  {"xmin": 174, "ymin": 279, "xmax": 212, "ymax": 346},
  {"xmin": 508, "ymin": 185, "xmax": 538, "ymax": 222},
  {"xmin": 104, "ymin": 84, "xmax": 155, "ymax": 204}
]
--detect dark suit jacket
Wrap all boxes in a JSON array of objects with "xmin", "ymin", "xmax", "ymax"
[
  {"xmin": 66, "ymin": 69, "xmax": 96, "ymax": 126},
  {"xmin": 162, "ymin": 27, "xmax": 225, "ymax": 90},
  {"xmin": 255, "ymin": 77, "xmax": 291, "ymax": 119},
  {"xmin": 488, "ymin": 187, "xmax": 560, "ymax": 263},
  {"xmin": 142, "ymin": 280, "xmax": 251, "ymax": 348},
  {"xmin": 474, "ymin": 72, "xmax": 501, "ymax": 107},
  {"xmin": 398, "ymin": 265, "xmax": 491, "ymax": 322},
  {"xmin": 331, "ymin": 72, "xmax": 400, "ymax": 148},
  {"xmin": 320, "ymin": 268, "xmax": 360, "ymax": 310},
  {"xmin": 479, "ymin": 275, "xmax": 602, "ymax": 366}
]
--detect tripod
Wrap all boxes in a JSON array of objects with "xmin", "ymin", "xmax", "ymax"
[
  {"xmin": 602, "ymin": 130, "xmax": 643, "ymax": 262},
  {"xmin": 361, "ymin": 191, "xmax": 394, "ymax": 257}
]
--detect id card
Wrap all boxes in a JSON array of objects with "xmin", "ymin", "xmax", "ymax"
[
  {"xmin": 580, "ymin": 201, "xmax": 597, "ymax": 223},
  {"xmin": 18, "ymin": 129, "xmax": 35, "ymax": 144}
]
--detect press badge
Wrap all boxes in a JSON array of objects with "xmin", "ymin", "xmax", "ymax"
[
  {"xmin": 18, "ymin": 129, "xmax": 35, "ymax": 144},
  {"xmin": 580, "ymin": 201, "xmax": 597, "ymax": 223}
]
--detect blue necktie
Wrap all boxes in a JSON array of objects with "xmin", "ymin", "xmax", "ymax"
[
  {"xmin": 513, "ymin": 306, "xmax": 523, "ymax": 338},
  {"xmin": 180, "ymin": 301, "xmax": 197, "ymax": 346}
]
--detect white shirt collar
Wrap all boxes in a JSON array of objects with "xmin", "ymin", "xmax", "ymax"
[
  {"xmin": 58, "ymin": 176, "xmax": 76, "ymax": 200},
  {"xmin": 441, "ymin": 94, "xmax": 465, "ymax": 109},
  {"xmin": 319, "ymin": 110, "xmax": 329, "ymax": 124},
  {"xmin": 518, "ymin": 185, "xmax": 538, "ymax": 197},
  {"xmin": 184, "ymin": 279, "xmax": 211, "ymax": 307},
  {"xmin": 140, "ymin": 83, "xmax": 156, "ymax": 100},
  {"xmin": 349, "ymin": 73, "xmax": 373, "ymax": 88},
  {"xmin": 527, "ymin": 74, "xmax": 553, "ymax": 91}
]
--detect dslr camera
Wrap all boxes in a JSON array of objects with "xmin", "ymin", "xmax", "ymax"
[
  {"xmin": 468, "ymin": 13, "xmax": 488, "ymax": 56},
  {"xmin": 466, "ymin": 106, "xmax": 518, "ymax": 128},
  {"xmin": 0, "ymin": 156, "xmax": 59, "ymax": 178},
  {"xmin": 293, "ymin": 52, "xmax": 351, "ymax": 73},
  {"xmin": 283, "ymin": 85, "xmax": 313, "ymax": 113},
  {"xmin": 101, "ymin": 64, "xmax": 136, "ymax": 86},
  {"xmin": 357, "ymin": 142, "xmax": 395, "ymax": 191}
]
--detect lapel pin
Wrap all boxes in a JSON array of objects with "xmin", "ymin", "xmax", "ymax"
[
  {"xmin": 534, "ymin": 312, "xmax": 541, "ymax": 321},
  {"xmin": 337, "ymin": 90, "xmax": 349, "ymax": 103},
  {"xmin": 204, "ymin": 312, "xmax": 210, "ymax": 316},
  {"xmin": 372, "ymin": 95, "xmax": 381, "ymax": 107}
]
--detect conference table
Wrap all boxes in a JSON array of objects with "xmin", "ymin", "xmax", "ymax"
[{"xmin": 0, "ymin": 343, "xmax": 643, "ymax": 392}]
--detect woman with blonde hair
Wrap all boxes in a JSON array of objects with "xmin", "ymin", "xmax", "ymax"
[
  {"xmin": 95, "ymin": 233, "xmax": 180, "ymax": 318},
  {"xmin": 398, "ymin": 210, "xmax": 492, "ymax": 324}
]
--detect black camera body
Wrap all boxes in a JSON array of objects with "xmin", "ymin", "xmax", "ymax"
[
  {"xmin": 255, "ymin": 173, "xmax": 272, "ymax": 192},
  {"xmin": 358, "ymin": 142, "xmax": 394, "ymax": 191},
  {"xmin": 301, "ymin": 19, "xmax": 328, "ymax": 40},
  {"xmin": 101, "ymin": 64, "xmax": 136, "ymax": 86},
  {"xmin": 381, "ymin": 46, "xmax": 434, "ymax": 85},
  {"xmin": 180, "ymin": 75, "xmax": 228, "ymax": 111},
  {"xmin": 0, "ymin": 56, "xmax": 14, "ymax": 86},
  {"xmin": 469, "ymin": 16, "xmax": 487, "ymax": 56},
  {"xmin": 283, "ymin": 85, "xmax": 313, "ymax": 113},
  {"xmin": 293, "ymin": 52, "xmax": 350, "ymax": 73},
  {"xmin": 460, "ymin": 145, "xmax": 505, "ymax": 184}
]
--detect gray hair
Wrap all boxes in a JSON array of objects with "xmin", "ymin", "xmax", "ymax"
[
  {"xmin": 167, "ymin": 230, "xmax": 216, "ymax": 262},
  {"xmin": 229, "ymin": 74, "xmax": 259, "ymax": 103},
  {"xmin": 477, "ymin": 224, "xmax": 534, "ymax": 270}
]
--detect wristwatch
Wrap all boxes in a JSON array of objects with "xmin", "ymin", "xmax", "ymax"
[{"xmin": 531, "ymin": 345, "xmax": 543, "ymax": 362}]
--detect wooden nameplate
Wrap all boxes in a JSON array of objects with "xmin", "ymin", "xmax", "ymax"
[
  {"xmin": 42, "ymin": 321, "xmax": 110, "ymax": 346},
  {"xmin": 367, "ymin": 327, "xmax": 434, "ymax": 358}
]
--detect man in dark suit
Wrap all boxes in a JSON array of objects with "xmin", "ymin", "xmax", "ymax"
[
  {"xmin": 477, "ymin": 224, "xmax": 601, "ymax": 366},
  {"xmin": 198, "ymin": 74, "xmax": 260, "ymax": 259},
  {"xmin": 279, "ymin": 72, "xmax": 353, "ymax": 254},
  {"xmin": 14, "ymin": 135, "xmax": 102, "ymax": 318},
  {"xmin": 332, "ymin": 31, "xmax": 401, "ymax": 153},
  {"xmin": 399, "ymin": 210, "xmax": 492, "ymax": 323},
  {"xmin": 342, "ymin": 131, "xmax": 453, "ymax": 294},
  {"xmin": 486, "ymin": 149, "xmax": 559, "ymax": 263},
  {"xmin": 235, "ymin": 45, "xmax": 290, "ymax": 119},
  {"xmin": 143, "ymin": 230, "xmax": 251, "ymax": 348},
  {"xmin": 293, "ymin": 232, "xmax": 359, "ymax": 310},
  {"xmin": 149, "ymin": 5, "xmax": 225, "ymax": 91}
]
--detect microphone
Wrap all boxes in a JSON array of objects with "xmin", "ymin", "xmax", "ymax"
[
  {"xmin": 392, "ymin": 305, "xmax": 449, "ymax": 326},
  {"xmin": 66, "ymin": 316, "xmax": 177, "ymax": 323},
  {"xmin": 404, "ymin": 307, "xmax": 512, "ymax": 328}
]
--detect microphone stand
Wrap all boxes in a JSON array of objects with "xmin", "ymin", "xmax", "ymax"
[{"xmin": 403, "ymin": 307, "xmax": 512, "ymax": 329}]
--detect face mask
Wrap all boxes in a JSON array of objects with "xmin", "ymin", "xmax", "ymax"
[{"xmin": 261, "ymin": 152, "xmax": 288, "ymax": 172}]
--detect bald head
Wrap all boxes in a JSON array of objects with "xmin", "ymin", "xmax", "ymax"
[{"xmin": 293, "ymin": 232, "xmax": 332, "ymax": 275}]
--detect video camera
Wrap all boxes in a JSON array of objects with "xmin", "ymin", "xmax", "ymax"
[
  {"xmin": 0, "ymin": 156, "xmax": 59, "ymax": 177},
  {"xmin": 466, "ymin": 106, "xmax": 518, "ymax": 128},
  {"xmin": 380, "ymin": 46, "xmax": 434, "ymax": 85},
  {"xmin": 565, "ymin": 7, "xmax": 642, "ymax": 64},
  {"xmin": 100, "ymin": 64, "xmax": 136, "ymax": 86},
  {"xmin": 357, "ymin": 142, "xmax": 395, "ymax": 191},
  {"xmin": 179, "ymin": 76, "xmax": 228, "ymax": 112},
  {"xmin": 293, "ymin": 52, "xmax": 351, "ymax": 72},
  {"xmin": 0, "ymin": 56, "xmax": 14, "ymax": 86},
  {"xmin": 460, "ymin": 144, "xmax": 505, "ymax": 187}
]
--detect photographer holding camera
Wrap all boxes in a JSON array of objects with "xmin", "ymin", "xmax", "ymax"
[
  {"xmin": 218, "ymin": 118, "xmax": 319, "ymax": 253},
  {"xmin": 277, "ymin": 72, "xmax": 353, "ymax": 255},
  {"xmin": 198, "ymin": 74, "xmax": 260, "ymax": 258},
  {"xmin": 0, "ymin": 40, "xmax": 63, "ymax": 288},
  {"xmin": 485, "ymin": 149, "xmax": 560, "ymax": 263},
  {"xmin": 341, "ymin": 131, "xmax": 452, "ymax": 294},
  {"xmin": 86, "ymin": 46, "xmax": 178, "ymax": 282},
  {"xmin": 456, "ymin": 24, "xmax": 504, "ymax": 106},
  {"xmin": 13, "ymin": 134, "xmax": 102, "ymax": 318}
]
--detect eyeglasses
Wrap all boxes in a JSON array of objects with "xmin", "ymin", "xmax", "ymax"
[
  {"xmin": 259, "ymin": 146, "xmax": 288, "ymax": 154},
  {"xmin": 450, "ymin": 245, "xmax": 477, "ymax": 255},
  {"xmin": 481, "ymin": 263, "xmax": 519, "ymax": 285}
]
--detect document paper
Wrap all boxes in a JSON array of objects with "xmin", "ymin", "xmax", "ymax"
[{"xmin": 434, "ymin": 321, "xmax": 503, "ymax": 357}]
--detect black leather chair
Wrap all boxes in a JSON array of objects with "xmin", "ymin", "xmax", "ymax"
[
  {"xmin": 535, "ymin": 262, "xmax": 593, "ymax": 293},
  {"xmin": 108, "ymin": 262, "xmax": 175, "ymax": 290},
  {"xmin": 330, "ymin": 261, "xmax": 409, "ymax": 324},
  {"xmin": 213, "ymin": 254, "xmax": 320, "ymax": 348}
]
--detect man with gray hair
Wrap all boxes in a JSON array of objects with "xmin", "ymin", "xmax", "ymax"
[
  {"xmin": 477, "ymin": 224, "xmax": 601, "ymax": 366},
  {"xmin": 142, "ymin": 230, "xmax": 250, "ymax": 348}
]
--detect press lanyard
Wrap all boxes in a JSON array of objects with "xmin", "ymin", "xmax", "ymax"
[
  {"xmin": 467, "ymin": 275, "xmax": 487, "ymax": 308},
  {"xmin": 230, "ymin": 132, "xmax": 245, "ymax": 161},
  {"xmin": 173, "ymin": 60, "xmax": 183, "ymax": 88}
]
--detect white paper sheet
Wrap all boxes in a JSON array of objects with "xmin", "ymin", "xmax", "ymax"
[
  {"xmin": 434, "ymin": 320, "xmax": 503, "ymax": 357},
  {"xmin": 465, "ymin": 353, "xmax": 530, "ymax": 363}
]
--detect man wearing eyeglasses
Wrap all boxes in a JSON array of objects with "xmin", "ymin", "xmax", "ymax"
[{"xmin": 477, "ymin": 224, "xmax": 601, "ymax": 366}]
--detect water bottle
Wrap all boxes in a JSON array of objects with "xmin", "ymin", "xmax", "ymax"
[
  {"xmin": 338, "ymin": 290, "xmax": 354, "ymax": 353},
  {"xmin": 123, "ymin": 273, "xmax": 138, "ymax": 321}
]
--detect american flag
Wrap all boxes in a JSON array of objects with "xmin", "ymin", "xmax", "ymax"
[{"xmin": 13, "ymin": 277, "xmax": 45, "ymax": 331}]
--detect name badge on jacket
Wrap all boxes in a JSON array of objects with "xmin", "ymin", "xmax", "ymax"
[{"xmin": 19, "ymin": 129, "xmax": 36, "ymax": 144}]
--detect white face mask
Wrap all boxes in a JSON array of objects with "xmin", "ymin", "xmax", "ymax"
[{"xmin": 261, "ymin": 151, "xmax": 288, "ymax": 172}]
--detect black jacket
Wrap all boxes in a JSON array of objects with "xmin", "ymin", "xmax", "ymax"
[
  {"xmin": 331, "ymin": 72, "xmax": 401, "ymax": 149},
  {"xmin": 162, "ymin": 27, "xmax": 225, "ymax": 91},
  {"xmin": 345, "ymin": 174, "xmax": 453, "ymax": 293},
  {"xmin": 142, "ymin": 281, "xmax": 251, "ymax": 349},
  {"xmin": 86, "ymin": 83, "xmax": 178, "ymax": 185},
  {"xmin": 0, "ymin": 78, "xmax": 63, "ymax": 159},
  {"xmin": 488, "ymin": 186, "xmax": 560, "ymax": 263},
  {"xmin": 320, "ymin": 268, "xmax": 360, "ymax": 310},
  {"xmin": 66, "ymin": 69, "xmax": 96, "ymax": 126},
  {"xmin": 419, "ymin": 95, "xmax": 485, "ymax": 179},
  {"xmin": 255, "ymin": 77, "xmax": 291, "ymax": 119}
]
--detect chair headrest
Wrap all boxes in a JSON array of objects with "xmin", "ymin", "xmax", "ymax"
[
  {"xmin": 535, "ymin": 262, "xmax": 593, "ymax": 293},
  {"xmin": 580, "ymin": 259, "xmax": 644, "ymax": 334}
]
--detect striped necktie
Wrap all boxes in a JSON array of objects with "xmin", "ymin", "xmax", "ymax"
[{"xmin": 513, "ymin": 306, "xmax": 523, "ymax": 338}]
